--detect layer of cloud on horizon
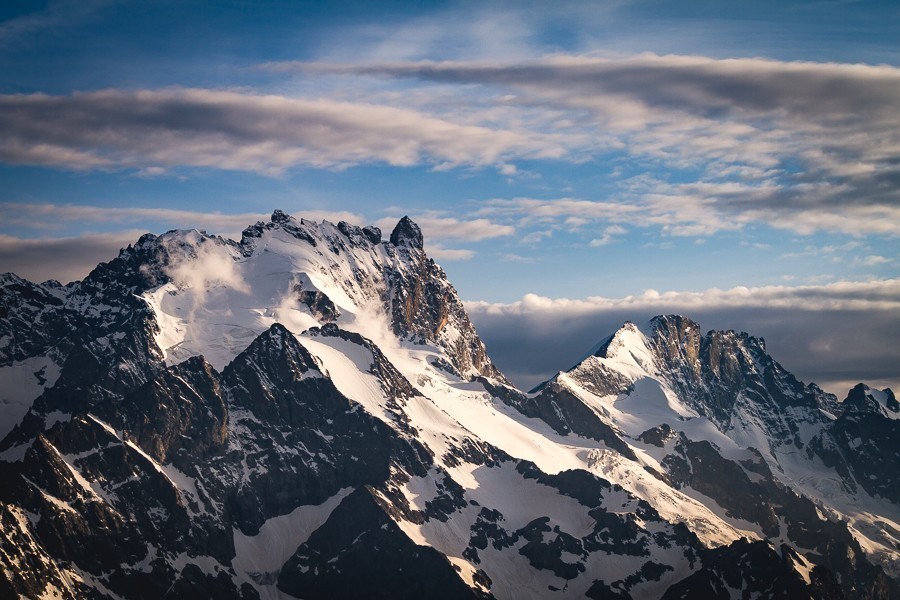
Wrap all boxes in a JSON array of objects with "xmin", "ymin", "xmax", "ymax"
[
  {"xmin": 466, "ymin": 280, "xmax": 900, "ymax": 396},
  {"xmin": 0, "ymin": 230, "xmax": 145, "ymax": 284}
]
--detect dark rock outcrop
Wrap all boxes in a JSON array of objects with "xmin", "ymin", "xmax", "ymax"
[{"xmin": 389, "ymin": 216, "xmax": 424, "ymax": 249}]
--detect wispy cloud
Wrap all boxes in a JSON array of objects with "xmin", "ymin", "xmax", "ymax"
[
  {"xmin": 855, "ymin": 255, "xmax": 893, "ymax": 267},
  {"xmin": 478, "ymin": 185, "xmax": 900, "ymax": 238},
  {"xmin": 310, "ymin": 5, "xmax": 542, "ymax": 63},
  {"xmin": 589, "ymin": 224, "xmax": 627, "ymax": 247},
  {"xmin": 3, "ymin": 54, "xmax": 899, "ymax": 238},
  {"xmin": 0, "ymin": 0, "xmax": 114, "ymax": 48},
  {"xmin": 500, "ymin": 253, "xmax": 536, "ymax": 263},
  {"xmin": 520, "ymin": 229, "xmax": 553, "ymax": 245},
  {"xmin": 0, "ymin": 89, "xmax": 566, "ymax": 174},
  {"xmin": 427, "ymin": 245, "xmax": 476, "ymax": 261}
]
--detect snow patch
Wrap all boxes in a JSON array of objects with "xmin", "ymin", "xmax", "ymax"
[
  {"xmin": 232, "ymin": 488, "xmax": 352, "ymax": 598},
  {"xmin": 0, "ymin": 355, "xmax": 60, "ymax": 439}
]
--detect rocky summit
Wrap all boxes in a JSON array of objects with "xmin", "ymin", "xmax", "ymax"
[{"xmin": 0, "ymin": 211, "xmax": 897, "ymax": 599}]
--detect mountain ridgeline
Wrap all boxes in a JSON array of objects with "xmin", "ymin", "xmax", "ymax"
[{"xmin": 0, "ymin": 211, "xmax": 897, "ymax": 600}]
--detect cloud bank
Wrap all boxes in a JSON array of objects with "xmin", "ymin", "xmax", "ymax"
[
  {"xmin": 0, "ymin": 231, "xmax": 144, "ymax": 284},
  {"xmin": 466, "ymin": 279, "xmax": 900, "ymax": 395}
]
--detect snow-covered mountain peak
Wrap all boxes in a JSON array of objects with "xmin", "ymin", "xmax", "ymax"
[
  {"xmin": 584, "ymin": 320, "xmax": 656, "ymax": 376},
  {"xmin": 139, "ymin": 211, "xmax": 504, "ymax": 382}
]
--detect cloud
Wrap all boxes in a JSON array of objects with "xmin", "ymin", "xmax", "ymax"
[
  {"xmin": 501, "ymin": 253, "xmax": 535, "ymax": 263},
  {"xmin": 161, "ymin": 235, "xmax": 250, "ymax": 320},
  {"xmin": 0, "ymin": 0, "xmax": 114, "ymax": 48},
  {"xmin": 0, "ymin": 203, "xmax": 267, "ymax": 233},
  {"xmin": 0, "ymin": 231, "xmax": 144, "ymax": 284},
  {"xmin": 465, "ymin": 279, "xmax": 900, "ymax": 395},
  {"xmin": 305, "ymin": 54, "xmax": 900, "ymax": 133},
  {"xmin": 589, "ymin": 224, "xmax": 627, "ymax": 247},
  {"xmin": 855, "ymin": 255, "xmax": 892, "ymax": 267},
  {"xmin": 2, "ymin": 55, "xmax": 896, "ymax": 236},
  {"xmin": 427, "ymin": 245, "xmax": 476, "ymax": 261},
  {"xmin": 287, "ymin": 54, "xmax": 900, "ymax": 236},
  {"xmin": 480, "ymin": 197, "xmax": 643, "ymax": 223},
  {"xmin": 467, "ymin": 280, "xmax": 900, "ymax": 315},
  {"xmin": 520, "ymin": 229, "xmax": 553, "ymax": 245},
  {"xmin": 376, "ymin": 214, "xmax": 515, "ymax": 243},
  {"xmin": 479, "ymin": 187, "xmax": 900, "ymax": 239},
  {"xmin": 308, "ymin": 4, "xmax": 549, "ymax": 64},
  {"xmin": 781, "ymin": 241, "xmax": 865, "ymax": 259},
  {"xmin": 0, "ymin": 88, "xmax": 566, "ymax": 174}
]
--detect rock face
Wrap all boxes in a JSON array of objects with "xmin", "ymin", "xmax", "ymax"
[
  {"xmin": 385, "ymin": 218, "xmax": 505, "ymax": 382},
  {"xmin": 389, "ymin": 216, "xmax": 423, "ymax": 248},
  {"xmin": 814, "ymin": 383, "xmax": 900, "ymax": 504},
  {"xmin": 0, "ymin": 212, "xmax": 897, "ymax": 599},
  {"xmin": 661, "ymin": 539, "xmax": 844, "ymax": 600}
]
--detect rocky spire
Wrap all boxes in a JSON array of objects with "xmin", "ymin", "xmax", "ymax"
[
  {"xmin": 389, "ymin": 216, "xmax": 423, "ymax": 249},
  {"xmin": 271, "ymin": 208, "xmax": 291, "ymax": 224}
]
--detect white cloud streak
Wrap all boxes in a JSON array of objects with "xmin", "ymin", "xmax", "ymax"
[
  {"xmin": 426, "ymin": 245, "xmax": 476, "ymax": 261},
  {"xmin": 375, "ymin": 214, "xmax": 514, "ymax": 243},
  {"xmin": 3, "ymin": 54, "xmax": 899, "ymax": 237},
  {"xmin": 589, "ymin": 224, "xmax": 627, "ymax": 247},
  {"xmin": 478, "ymin": 183, "xmax": 900, "ymax": 238}
]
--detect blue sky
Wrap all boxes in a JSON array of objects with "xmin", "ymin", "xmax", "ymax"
[{"xmin": 1, "ymin": 0, "xmax": 898, "ymax": 392}]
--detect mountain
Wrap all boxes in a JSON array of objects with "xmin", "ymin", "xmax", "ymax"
[
  {"xmin": 0, "ymin": 211, "xmax": 897, "ymax": 599},
  {"xmin": 534, "ymin": 316, "xmax": 900, "ymax": 596}
]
